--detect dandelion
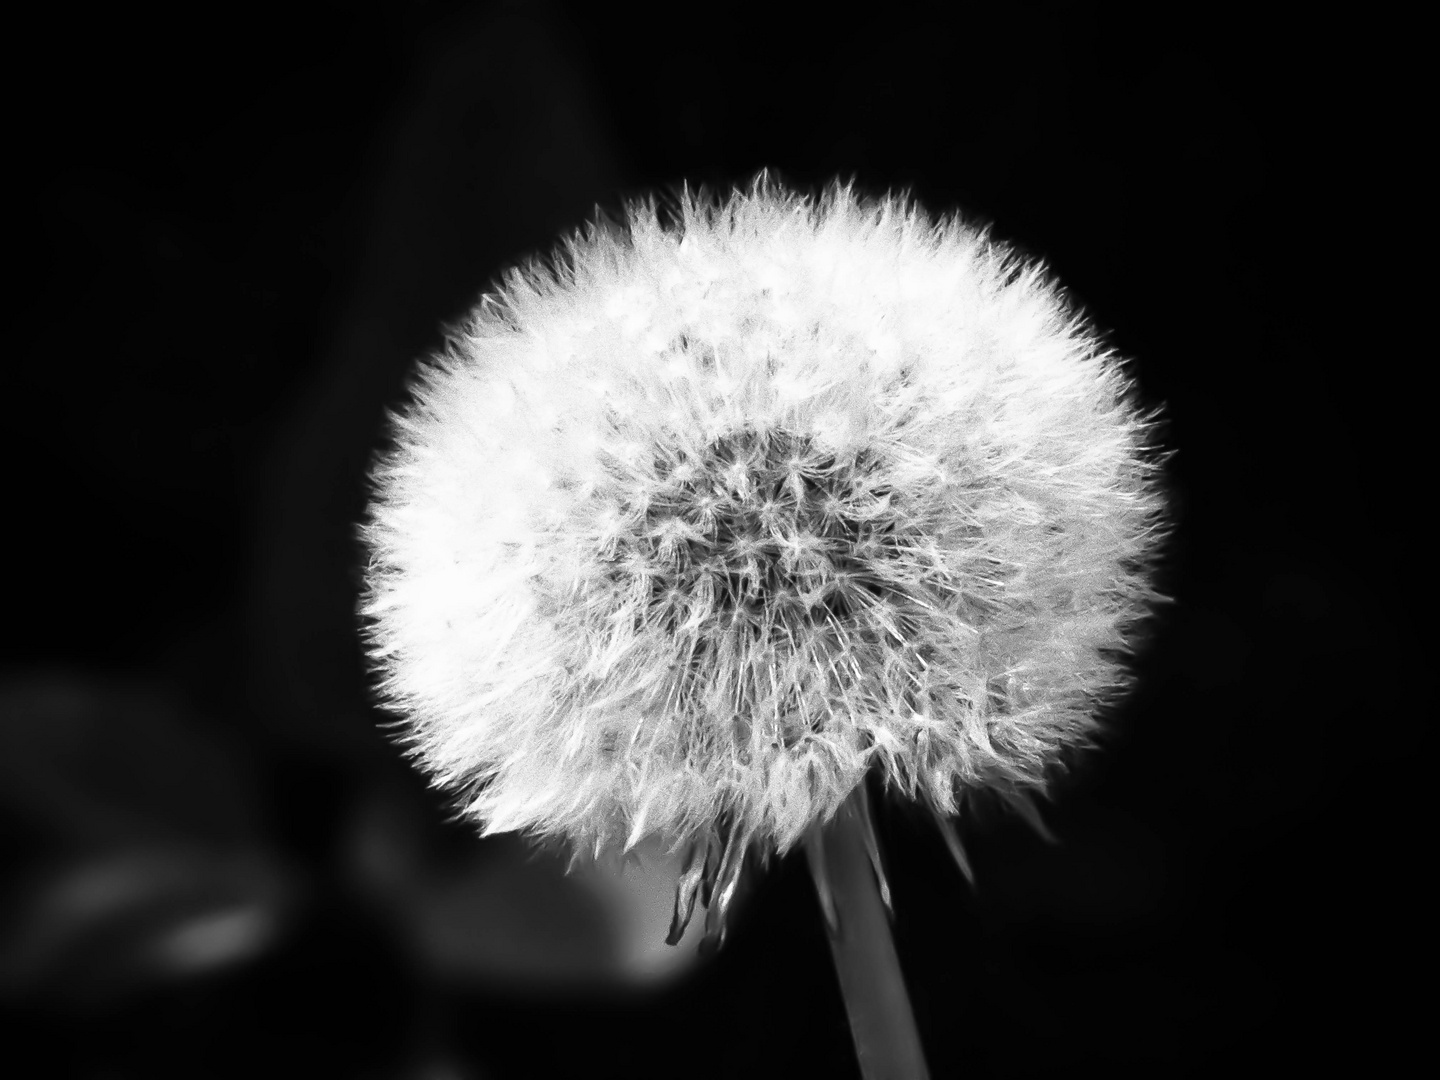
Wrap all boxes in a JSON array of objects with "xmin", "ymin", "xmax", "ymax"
[{"xmin": 361, "ymin": 175, "xmax": 1168, "ymax": 1076}]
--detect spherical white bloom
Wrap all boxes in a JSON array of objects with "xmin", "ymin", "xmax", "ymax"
[{"xmin": 362, "ymin": 177, "xmax": 1167, "ymax": 930}]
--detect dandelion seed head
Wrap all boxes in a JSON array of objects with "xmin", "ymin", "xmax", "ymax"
[{"xmin": 362, "ymin": 176, "xmax": 1168, "ymax": 876}]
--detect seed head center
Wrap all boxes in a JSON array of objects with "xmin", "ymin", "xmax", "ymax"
[{"xmin": 627, "ymin": 428, "xmax": 900, "ymax": 631}]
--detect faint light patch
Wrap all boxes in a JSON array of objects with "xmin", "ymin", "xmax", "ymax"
[
  {"xmin": 575, "ymin": 836, "xmax": 707, "ymax": 982},
  {"xmin": 151, "ymin": 904, "xmax": 280, "ymax": 975},
  {"xmin": 0, "ymin": 847, "xmax": 297, "ymax": 1000}
]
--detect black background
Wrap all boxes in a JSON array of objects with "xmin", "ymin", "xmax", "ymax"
[{"xmin": 6, "ymin": 2, "xmax": 1366, "ymax": 1077}]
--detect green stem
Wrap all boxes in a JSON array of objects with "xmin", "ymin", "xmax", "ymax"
[{"xmin": 806, "ymin": 788, "xmax": 930, "ymax": 1080}]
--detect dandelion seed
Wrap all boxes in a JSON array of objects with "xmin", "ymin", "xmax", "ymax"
[{"xmin": 361, "ymin": 175, "xmax": 1168, "ymax": 959}]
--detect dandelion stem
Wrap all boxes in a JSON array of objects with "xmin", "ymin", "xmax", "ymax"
[{"xmin": 806, "ymin": 787, "xmax": 930, "ymax": 1080}]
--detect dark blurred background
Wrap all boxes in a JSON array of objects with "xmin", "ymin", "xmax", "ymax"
[{"xmin": 5, "ymin": 2, "xmax": 1364, "ymax": 1076}]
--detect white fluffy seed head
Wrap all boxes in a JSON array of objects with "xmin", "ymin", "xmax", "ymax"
[{"xmin": 361, "ymin": 176, "xmax": 1168, "ymax": 863}]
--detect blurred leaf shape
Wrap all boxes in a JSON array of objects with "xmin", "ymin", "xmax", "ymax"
[
  {"xmin": 1, "ymin": 845, "xmax": 291, "ymax": 1001},
  {"xmin": 339, "ymin": 783, "xmax": 708, "ymax": 991},
  {"xmin": 0, "ymin": 671, "xmax": 299, "ymax": 1003}
]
